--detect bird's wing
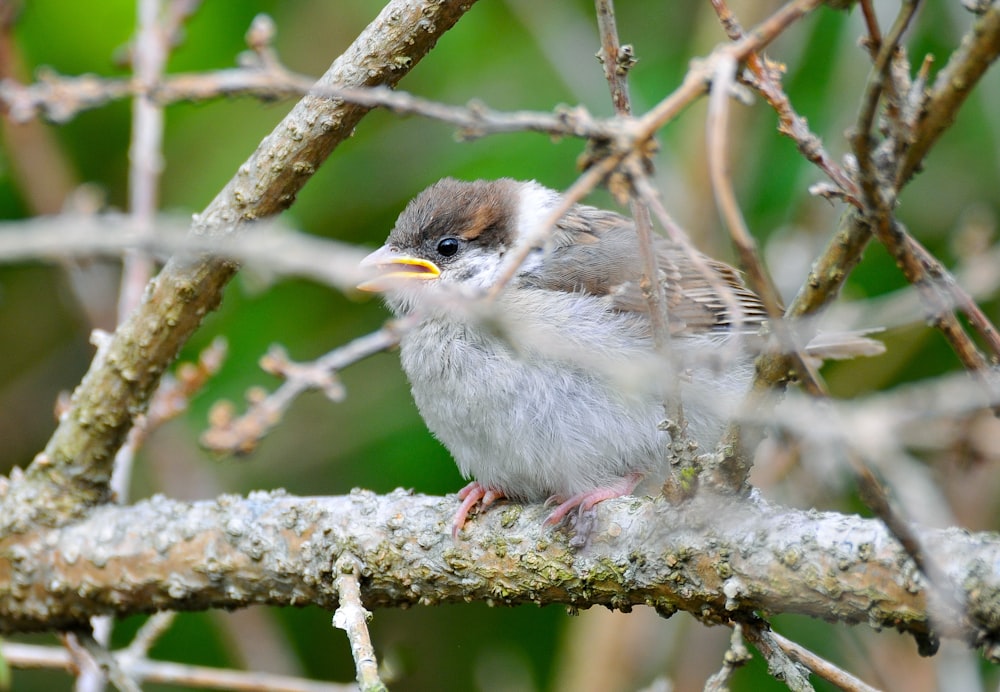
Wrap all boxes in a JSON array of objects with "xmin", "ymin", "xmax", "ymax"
[{"xmin": 522, "ymin": 205, "xmax": 769, "ymax": 335}]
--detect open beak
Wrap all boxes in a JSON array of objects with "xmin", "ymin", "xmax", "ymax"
[{"xmin": 357, "ymin": 245, "xmax": 441, "ymax": 292}]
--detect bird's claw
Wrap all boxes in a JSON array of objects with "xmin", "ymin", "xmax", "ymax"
[
  {"xmin": 452, "ymin": 481, "xmax": 505, "ymax": 538},
  {"xmin": 543, "ymin": 473, "xmax": 643, "ymax": 526}
]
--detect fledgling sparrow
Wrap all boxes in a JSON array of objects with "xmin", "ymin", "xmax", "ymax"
[{"xmin": 358, "ymin": 178, "xmax": 863, "ymax": 536}]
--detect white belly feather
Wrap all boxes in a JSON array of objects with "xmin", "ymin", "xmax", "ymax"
[{"xmin": 398, "ymin": 289, "xmax": 753, "ymax": 501}]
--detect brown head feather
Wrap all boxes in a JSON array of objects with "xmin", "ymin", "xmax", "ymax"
[{"xmin": 387, "ymin": 178, "xmax": 520, "ymax": 255}]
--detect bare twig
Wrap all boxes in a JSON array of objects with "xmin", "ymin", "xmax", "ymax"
[
  {"xmin": 332, "ymin": 556, "xmax": 385, "ymax": 692},
  {"xmin": 709, "ymin": 0, "xmax": 861, "ymax": 207},
  {"xmin": 760, "ymin": 1, "xmax": 1000, "ymax": 355},
  {"xmin": 133, "ymin": 337, "xmax": 228, "ymax": 449},
  {"xmin": 594, "ymin": 0, "xmax": 635, "ymax": 116},
  {"xmin": 0, "ymin": 213, "xmax": 369, "ymax": 290},
  {"xmin": 0, "ymin": 60, "xmax": 316, "ymax": 123},
  {"xmin": 741, "ymin": 621, "xmax": 815, "ymax": 692},
  {"xmin": 859, "ymin": 0, "xmax": 883, "ymax": 49},
  {"xmin": 123, "ymin": 612, "xmax": 177, "ymax": 660},
  {"xmin": 486, "ymin": 155, "xmax": 621, "ymax": 297},
  {"xmin": 638, "ymin": 0, "xmax": 825, "ymax": 139},
  {"xmin": 703, "ymin": 46, "xmax": 826, "ymax": 493},
  {"xmin": 899, "ymin": 2, "xmax": 1000, "ymax": 184},
  {"xmin": 201, "ymin": 317, "xmax": 414, "ymax": 456},
  {"xmin": 484, "ymin": 0, "xmax": 826, "ymax": 302},
  {"xmin": 2, "ymin": 641, "xmax": 351, "ymax": 691},
  {"xmin": 0, "ymin": 13, "xmax": 315, "ymax": 124},
  {"xmin": 83, "ymin": 2, "xmax": 175, "ymax": 687},
  {"xmin": 874, "ymin": 220, "xmax": 994, "ymax": 375},
  {"xmin": 593, "ymin": 1, "xmax": 671, "ymax": 358},
  {"xmin": 749, "ymin": 0, "xmax": 999, "ymax": 399},
  {"xmin": 119, "ymin": 0, "xmax": 169, "ymax": 323},
  {"xmin": 768, "ymin": 629, "xmax": 881, "ymax": 692},
  {"xmin": 852, "ymin": 0, "xmax": 921, "ymax": 209},
  {"xmin": 68, "ymin": 631, "xmax": 141, "ymax": 692},
  {"xmin": 704, "ymin": 56, "xmax": 787, "ymax": 320},
  {"xmin": 904, "ymin": 234, "xmax": 1000, "ymax": 361},
  {"xmin": 703, "ymin": 624, "xmax": 752, "ymax": 692},
  {"xmin": 2, "ymin": 66, "xmax": 620, "ymax": 142}
]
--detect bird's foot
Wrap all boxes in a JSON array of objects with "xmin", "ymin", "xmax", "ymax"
[
  {"xmin": 543, "ymin": 473, "xmax": 643, "ymax": 526},
  {"xmin": 452, "ymin": 481, "xmax": 506, "ymax": 538}
]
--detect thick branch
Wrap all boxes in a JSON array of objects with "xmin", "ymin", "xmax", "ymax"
[
  {"xmin": 2, "ymin": 490, "xmax": 999, "ymax": 654},
  {"xmin": 0, "ymin": 0, "xmax": 479, "ymax": 534}
]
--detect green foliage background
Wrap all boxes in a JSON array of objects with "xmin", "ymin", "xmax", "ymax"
[{"xmin": 1, "ymin": 0, "xmax": 999, "ymax": 690}]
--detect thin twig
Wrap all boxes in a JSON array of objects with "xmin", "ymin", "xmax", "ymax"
[
  {"xmin": 637, "ymin": 0, "xmax": 825, "ymax": 140},
  {"xmin": 851, "ymin": 0, "xmax": 921, "ymax": 210},
  {"xmin": 69, "ymin": 631, "xmax": 142, "ymax": 692},
  {"xmin": 753, "ymin": 1, "xmax": 1000, "ymax": 388},
  {"xmin": 703, "ymin": 624, "xmax": 752, "ymax": 692},
  {"xmin": 705, "ymin": 52, "xmax": 825, "ymax": 403},
  {"xmin": 847, "ymin": 0, "xmax": 991, "ymax": 627},
  {"xmin": 594, "ymin": 0, "xmax": 634, "ymax": 115},
  {"xmin": 905, "ymin": 235, "xmax": 1000, "ymax": 360},
  {"xmin": 842, "ymin": 450, "xmax": 952, "ymax": 657},
  {"xmin": 482, "ymin": 0, "xmax": 830, "ymax": 304},
  {"xmin": 485, "ymin": 156, "xmax": 621, "ymax": 297},
  {"xmin": 0, "ymin": 213, "xmax": 369, "ymax": 290},
  {"xmin": 132, "ymin": 337, "xmax": 228, "ymax": 450},
  {"xmin": 119, "ymin": 0, "xmax": 168, "ymax": 324},
  {"xmin": 201, "ymin": 316, "xmax": 415, "ymax": 456},
  {"xmin": 82, "ymin": 4, "xmax": 173, "ymax": 689},
  {"xmin": 477, "ymin": 0, "xmax": 830, "ymax": 304},
  {"xmin": 332, "ymin": 556, "xmax": 385, "ymax": 692},
  {"xmin": 0, "ymin": 12, "xmax": 315, "ymax": 125},
  {"xmin": 124, "ymin": 612, "xmax": 177, "ymax": 660},
  {"xmin": 768, "ymin": 629, "xmax": 881, "ymax": 692},
  {"xmin": 594, "ymin": 0, "xmax": 671, "ymax": 356},
  {"xmin": 877, "ymin": 221, "xmax": 993, "ymax": 374},
  {"xmin": 859, "ymin": 0, "xmax": 883, "ymax": 49},
  {"xmin": 2, "ymin": 642, "xmax": 351, "ymax": 691},
  {"xmin": 899, "ymin": 2, "xmax": 1000, "ymax": 184},
  {"xmin": 704, "ymin": 54, "xmax": 781, "ymax": 322},
  {"xmin": 709, "ymin": 0, "xmax": 861, "ymax": 207},
  {"xmin": 741, "ymin": 621, "xmax": 815, "ymax": 692}
]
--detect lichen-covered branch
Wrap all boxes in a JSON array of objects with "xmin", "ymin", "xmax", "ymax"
[{"xmin": 2, "ymin": 490, "xmax": 1000, "ymax": 655}]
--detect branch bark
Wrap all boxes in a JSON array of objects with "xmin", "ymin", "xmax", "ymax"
[{"xmin": 2, "ymin": 490, "xmax": 999, "ymax": 656}]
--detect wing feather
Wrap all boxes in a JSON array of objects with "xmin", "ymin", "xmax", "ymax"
[{"xmin": 520, "ymin": 205, "xmax": 768, "ymax": 335}]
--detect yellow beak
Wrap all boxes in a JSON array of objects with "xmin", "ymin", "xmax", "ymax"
[{"xmin": 357, "ymin": 245, "xmax": 441, "ymax": 292}]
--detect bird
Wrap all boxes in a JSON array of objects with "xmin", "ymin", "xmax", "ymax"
[{"xmin": 357, "ymin": 178, "xmax": 872, "ymax": 537}]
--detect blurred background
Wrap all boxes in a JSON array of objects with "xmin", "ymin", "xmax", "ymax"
[{"xmin": 1, "ymin": 0, "xmax": 999, "ymax": 690}]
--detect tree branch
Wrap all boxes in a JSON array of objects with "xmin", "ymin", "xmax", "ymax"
[
  {"xmin": 0, "ymin": 0, "xmax": 481, "ymax": 535},
  {"xmin": 2, "ymin": 490, "xmax": 1000, "ymax": 655},
  {"xmin": 899, "ymin": 1, "xmax": 1000, "ymax": 185}
]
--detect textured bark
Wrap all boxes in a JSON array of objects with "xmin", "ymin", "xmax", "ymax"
[{"xmin": 2, "ymin": 490, "xmax": 998, "ymax": 653}]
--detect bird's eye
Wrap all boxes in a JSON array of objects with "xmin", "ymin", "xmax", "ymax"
[{"xmin": 436, "ymin": 237, "xmax": 460, "ymax": 257}]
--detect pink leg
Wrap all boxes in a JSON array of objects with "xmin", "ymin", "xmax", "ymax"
[
  {"xmin": 544, "ymin": 473, "xmax": 643, "ymax": 526},
  {"xmin": 453, "ymin": 481, "xmax": 506, "ymax": 538}
]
